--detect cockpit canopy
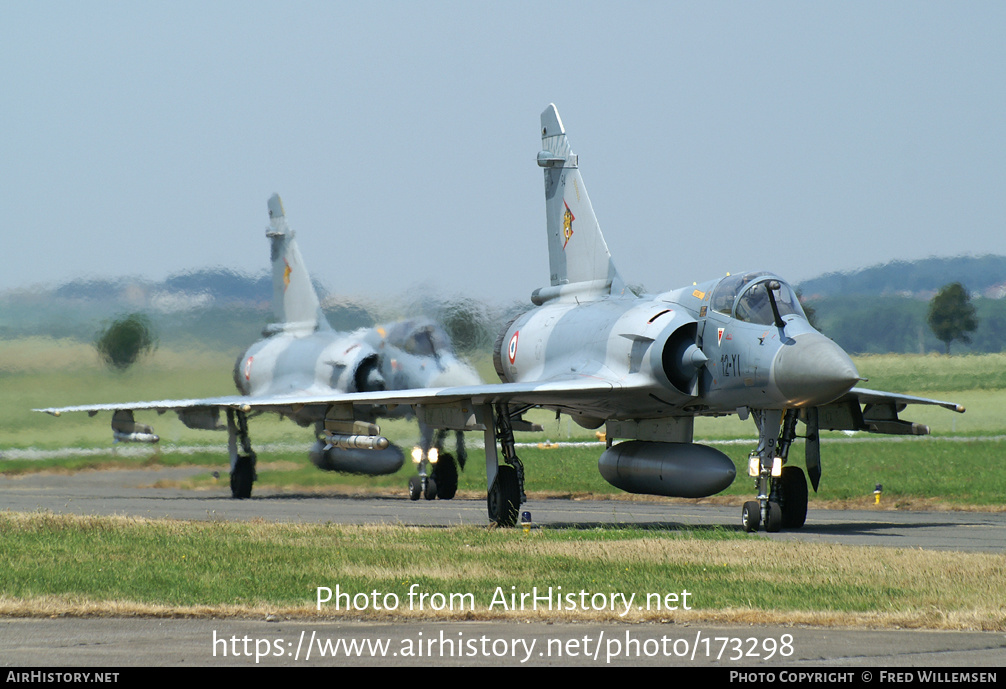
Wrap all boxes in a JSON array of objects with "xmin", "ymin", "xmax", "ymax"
[
  {"xmin": 378, "ymin": 318, "xmax": 456, "ymax": 359},
  {"xmin": 709, "ymin": 271, "xmax": 807, "ymax": 325}
]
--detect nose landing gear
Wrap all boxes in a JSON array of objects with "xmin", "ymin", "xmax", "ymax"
[
  {"xmin": 408, "ymin": 430, "xmax": 465, "ymax": 501},
  {"xmin": 742, "ymin": 409, "xmax": 808, "ymax": 532}
]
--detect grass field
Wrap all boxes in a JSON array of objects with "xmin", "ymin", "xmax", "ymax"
[
  {"xmin": 2, "ymin": 339, "xmax": 1004, "ymax": 629},
  {"xmin": 2, "ymin": 513, "xmax": 1004, "ymax": 630}
]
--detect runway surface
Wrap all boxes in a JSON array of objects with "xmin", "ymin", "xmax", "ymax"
[
  {"xmin": 1, "ymin": 467, "xmax": 1003, "ymax": 552},
  {"xmin": 2, "ymin": 467, "xmax": 1003, "ymax": 668},
  {"xmin": 2, "ymin": 618, "xmax": 1004, "ymax": 667}
]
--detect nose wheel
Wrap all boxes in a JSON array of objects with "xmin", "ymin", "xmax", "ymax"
[
  {"xmin": 408, "ymin": 463, "xmax": 439, "ymax": 500},
  {"xmin": 407, "ymin": 431, "xmax": 461, "ymax": 501},
  {"xmin": 741, "ymin": 501, "xmax": 760, "ymax": 532},
  {"xmin": 408, "ymin": 475, "xmax": 422, "ymax": 501},
  {"xmin": 742, "ymin": 409, "xmax": 808, "ymax": 532},
  {"xmin": 741, "ymin": 472, "xmax": 807, "ymax": 532}
]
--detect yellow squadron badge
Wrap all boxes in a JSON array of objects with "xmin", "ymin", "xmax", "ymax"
[{"xmin": 562, "ymin": 200, "xmax": 575, "ymax": 249}]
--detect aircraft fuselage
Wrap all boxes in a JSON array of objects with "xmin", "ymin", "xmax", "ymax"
[
  {"xmin": 235, "ymin": 330, "xmax": 384, "ymax": 402},
  {"xmin": 495, "ymin": 272, "xmax": 860, "ymax": 424}
]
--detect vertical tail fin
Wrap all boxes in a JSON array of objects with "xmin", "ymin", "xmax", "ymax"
[
  {"xmin": 265, "ymin": 194, "xmax": 329, "ymax": 335},
  {"xmin": 536, "ymin": 104, "xmax": 625, "ymax": 300}
]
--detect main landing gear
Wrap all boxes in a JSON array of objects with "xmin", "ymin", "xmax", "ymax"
[
  {"xmin": 742, "ymin": 409, "xmax": 808, "ymax": 533},
  {"xmin": 226, "ymin": 408, "xmax": 257, "ymax": 499},
  {"xmin": 483, "ymin": 402, "xmax": 525, "ymax": 527},
  {"xmin": 408, "ymin": 429, "xmax": 466, "ymax": 501}
]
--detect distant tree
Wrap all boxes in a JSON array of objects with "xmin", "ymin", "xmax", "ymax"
[
  {"xmin": 95, "ymin": 313, "xmax": 158, "ymax": 370},
  {"xmin": 927, "ymin": 283, "xmax": 978, "ymax": 355}
]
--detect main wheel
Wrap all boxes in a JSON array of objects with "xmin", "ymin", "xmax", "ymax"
[
  {"xmin": 779, "ymin": 466, "xmax": 808, "ymax": 529},
  {"xmin": 487, "ymin": 465, "xmax": 520, "ymax": 527},
  {"xmin": 741, "ymin": 501, "xmax": 761, "ymax": 532},
  {"xmin": 765, "ymin": 501, "xmax": 783, "ymax": 532},
  {"xmin": 230, "ymin": 454, "xmax": 255, "ymax": 499},
  {"xmin": 408, "ymin": 475, "xmax": 422, "ymax": 501},
  {"xmin": 432, "ymin": 453, "xmax": 458, "ymax": 500}
]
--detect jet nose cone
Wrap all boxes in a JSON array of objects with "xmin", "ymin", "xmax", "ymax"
[{"xmin": 772, "ymin": 332, "xmax": 860, "ymax": 407}]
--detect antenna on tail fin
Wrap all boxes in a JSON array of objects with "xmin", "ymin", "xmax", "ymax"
[
  {"xmin": 534, "ymin": 104, "xmax": 626, "ymax": 304},
  {"xmin": 264, "ymin": 194, "xmax": 330, "ymax": 336}
]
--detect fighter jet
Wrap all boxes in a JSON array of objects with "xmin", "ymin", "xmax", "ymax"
[
  {"xmin": 480, "ymin": 104, "xmax": 964, "ymax": 531},
  {"xmin": 485, "ymin": 104, "xmax": 964, "ymax": 532},
  {"xmin": 185, "ymin": 105, "xmax": 961, "ymax": 532},
  {"xmin": 37, "ymin": 194, "xmax": 480, "ymax": 499}
]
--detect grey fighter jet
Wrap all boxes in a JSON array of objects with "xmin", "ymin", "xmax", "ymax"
[
  {"xmin": 484, "ymin": 104, "xmax": 963, "ymax": 531},
  {"xmin": 168, "ymin": 105, "xmax": 960, "ymax": 532},
  {"xmin": 487, "ymin": 105, "xmax": 963, "ymax": 532},
  {"xmin": 37, "ymin": 194, "xmax": 480, "ymax": 499}
]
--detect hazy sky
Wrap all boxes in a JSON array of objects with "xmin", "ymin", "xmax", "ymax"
[{"xmin": 2, "ymin": 2, "xmax": 1003, "ymax": 303}]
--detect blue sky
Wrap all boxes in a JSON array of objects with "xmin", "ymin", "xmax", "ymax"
[{"xmin": 2, "ymin": 2, "xmax": 1003, "ymax": 302}]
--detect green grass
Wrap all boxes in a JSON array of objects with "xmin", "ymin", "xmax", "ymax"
[
  {"xmin": 853, "ymin": 352, "xmax": 1006, "ymax": 392},
  {"xmin": 778, "ymin": 438, "xmax": 1006, "ymax": 505},
  {"xmin": 2, "ymin": 514, "xmax": 1003, "ymax": 629}
]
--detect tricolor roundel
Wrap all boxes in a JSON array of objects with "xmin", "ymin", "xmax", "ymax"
[{"xmin": 508, "ymin": 330, "xmax": 519, "ymax": 364}]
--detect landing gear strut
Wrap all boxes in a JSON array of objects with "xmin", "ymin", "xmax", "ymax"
[
  {"xmin": 742, "ymin": 409, "xmax": 808, "ymax": 532},
  {"xmin": 484, "ymin": 402, "xmax": 525, "ymax": 527},
  {"xmin": 226, "ymin": 408, "xmax": 257, "ymax": 499}
]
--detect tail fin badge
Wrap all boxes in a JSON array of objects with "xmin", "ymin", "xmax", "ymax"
[
  {"xmin": 562, "ymin": 201, "xmax": 575, "ymax": 249},
  {"xmin": 283, "ymin": 259, "xmax": 292, "ymax": 291}
]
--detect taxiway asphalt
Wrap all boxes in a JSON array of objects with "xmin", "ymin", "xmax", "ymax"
[{"xmin": 1, "ymin": 467, "xmax": 1003, "ymax": 552}]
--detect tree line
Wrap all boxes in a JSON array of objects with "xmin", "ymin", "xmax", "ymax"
[{"xmin": 809, "ymin": 282, "xmax": 986, "ymax": 355}]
